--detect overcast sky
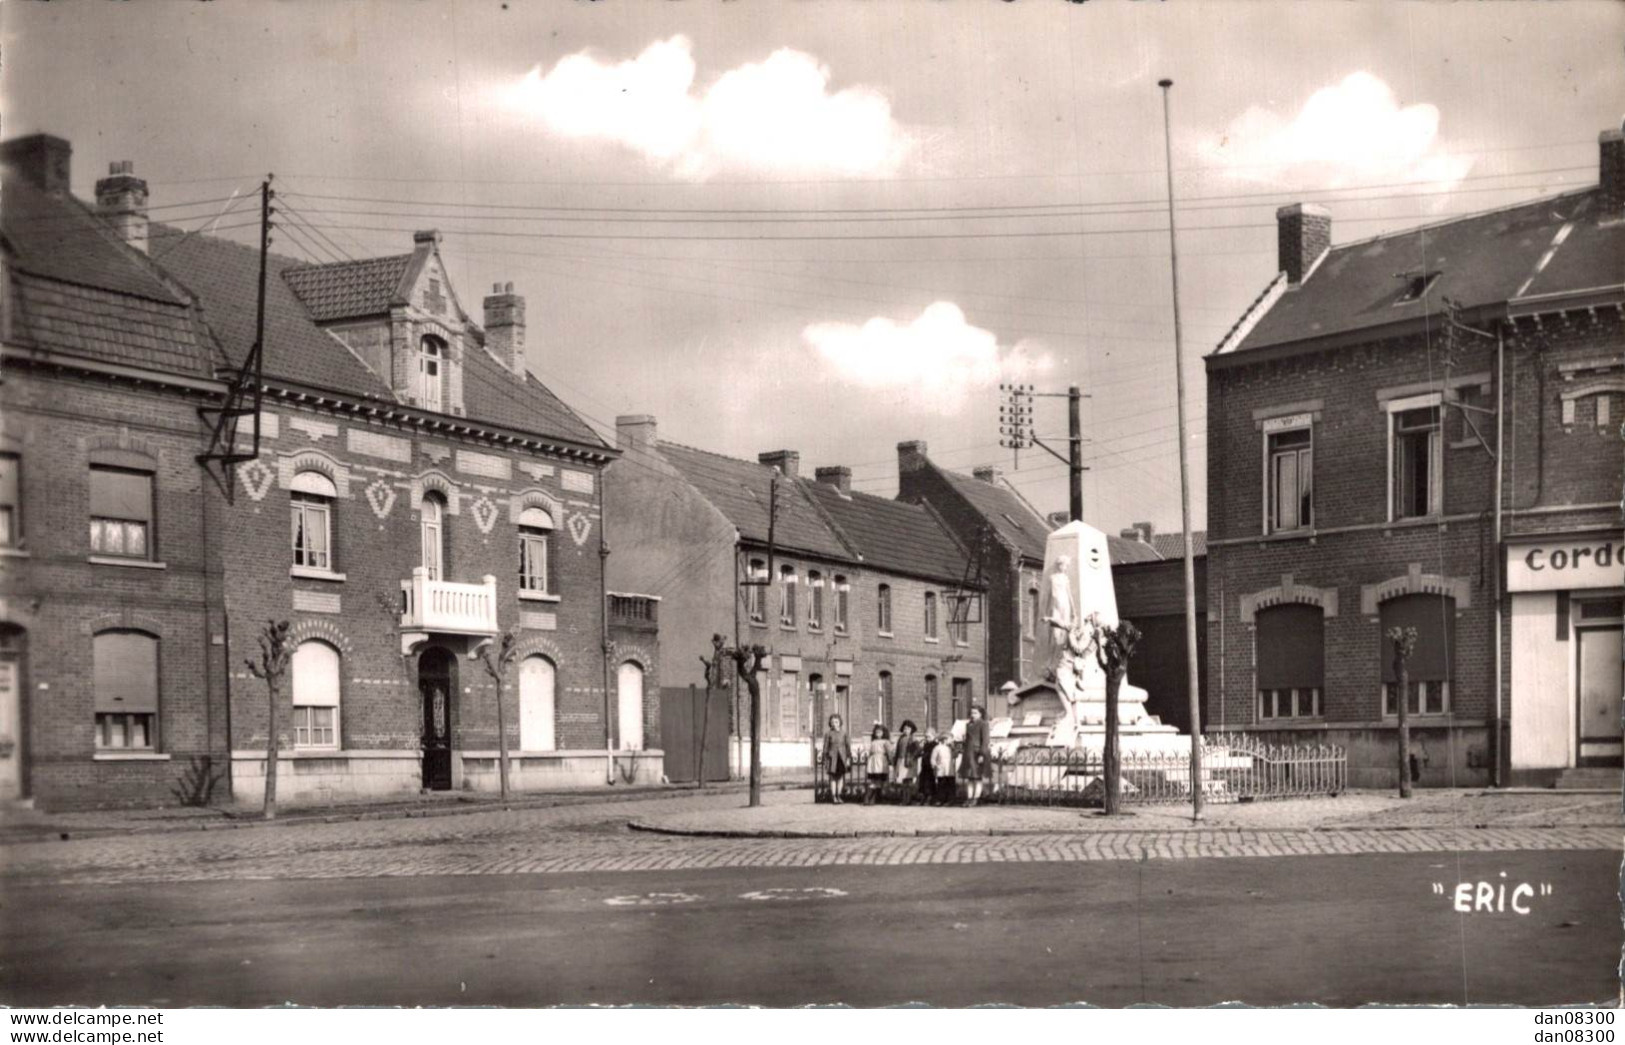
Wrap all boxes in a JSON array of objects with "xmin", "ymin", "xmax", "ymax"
[{"xmin": 5, "ymin": 1, "xmax": 1620, "ymax": 534}]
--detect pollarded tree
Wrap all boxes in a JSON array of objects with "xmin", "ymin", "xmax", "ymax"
[
  {"xmin": 1090, "ymin": 615, "xmax": 1142, "ymax": 816},
  {"xmin": 478, "ymin": 630, "xmax": 520, "ymax": 801},
  {"xmin": 244, "ymin": 619, "xmax": 293, "ymax": 821}
]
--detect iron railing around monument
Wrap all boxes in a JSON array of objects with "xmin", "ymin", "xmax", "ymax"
[{"xmin": 812, "ymin": 734, "xmax": 1346, "ymax": 806}]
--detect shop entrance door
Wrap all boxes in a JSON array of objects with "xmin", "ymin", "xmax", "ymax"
[{"xmin": 1577, "ymin": 624, "xmax": 1623, "ymax": 766}]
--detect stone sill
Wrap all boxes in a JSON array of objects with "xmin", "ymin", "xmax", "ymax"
[
  {"xmin": 517, "ymin": 590, "xmax": 560, "ymax": 603},
  {"xmin": 89, "ymin": 556, "xmax": 167, "ymax": 570},
  {"xmin": 924, "ymin": 637, "xmax": 940, "ymax": 644},
  {"xmin": 291, "ymin": 566, "xmax": 347, "ymax": 583},
  {"xmin": 92, "ymin": 751, "xmax": 171, "ymax": 761},
  {"xmin": 230, "ymin": 749, "xmax": 419, "ymax": 761},
  {"xmin": 877, "ymin": 630, "xmax": 895, "ymax": 639},
  {"xmin": 0, "ymin": 546, "xmax": 30, "ymax": 559}
]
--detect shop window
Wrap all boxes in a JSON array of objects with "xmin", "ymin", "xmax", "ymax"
[
  {"xmin": 93, "ymin": 630, "xmax": 158, "ymax": 750},
  {"xmin": 1380, "ymin": 593, "xmax": 1454, "ymax": 715},
  {"xmin": 89, "ymin": 466, "xmax": 153, "ymax": 560},
  {"xmin": 1255, "ymin": 603, "xmax": 1324, "ymax": 720}
]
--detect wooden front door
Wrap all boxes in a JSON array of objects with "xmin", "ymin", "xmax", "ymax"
[
  {"xmin": 419, "ymin": 647, "xmax": 455, "ymax": 791},
  {"xmin": 1577, "ymin": 625, "xmax": 1623, "ymax": 766},
  {"xmin": 0, "ymin": 656, "xmax": 21, "ymax": 801}
]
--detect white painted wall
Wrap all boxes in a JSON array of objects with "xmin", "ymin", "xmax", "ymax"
[{"xmin": 1510, "ymin": 593, "xmax": 1572, "ymax": 769}]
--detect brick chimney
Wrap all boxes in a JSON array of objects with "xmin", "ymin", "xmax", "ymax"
[
  {"xmin": 758, "ymin": 450, "xmax": 800, "ymax": 478},
  {"xmin": 616, "ymin": 414, "xmax": 658, "ymax": 455},
  {"xmin": 972, "ymin": 465, "xmax": 1004, "ymax": 484},
  {"xmin": 1, "ymin": 133, "xmax": 72, "ymax": 195},
  {"xmin": 1276, "ymin": 203, "xmax": 1331, "ymax": 285},
  {"xmin": 414, "ymin": 229, "xmax": 442, "ymax": 246},
  {"xmin": 1601, "ymin": 123, "xmax": 1625, "ymax": 220},
  {"xmin": 95, "ymin": 161, "xmax": 149, "ymax": 254},
  {"xmin": 484, "ymin": 282, "xmax": 527, "ymax": 377},
  {"xmin": 814, "ymin": 465, "xmax": 852, "ymax": 496},
  {"xmin": 897, "ymin": 440, "xmax": 929, "ymax": 475}
]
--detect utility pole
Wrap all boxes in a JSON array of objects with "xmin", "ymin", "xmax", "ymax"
[
  {"xmin": 1159, "ymin": 78, "xmax": 1205, "ymax": 820},
  {"xmin": 1001, "ymin": 382, "xmax": 1088, "ymax": 521}
]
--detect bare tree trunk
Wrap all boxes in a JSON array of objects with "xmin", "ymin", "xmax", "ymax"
[
  {"xmin": 747, "ymin": 671, "xmax": 762, "ymax": 808},
  {"xmin": 1104, "ymin": 669, "xmax": 1121, "ymax": 815},
  {"xmin": 1397, "ymin": 664, "xmax": 1412, "ymax": 800},
  {"xmin": 264, "ymin": 678, "xmax": 279, "ymax": 821},
  {"xmin": 496, "ymin": 676, "xmax": 511, "ymax": 801}
]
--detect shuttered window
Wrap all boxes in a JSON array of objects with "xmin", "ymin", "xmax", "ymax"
[
  {"xmin": 93, "ymin": 631, "xmax": 158, "ymax": 750},
  {"xmin": 1381, "ymin": 594, "xmax": 1454, "ymax": 715},
  {"xmin": 1256, "ymin": 604, "xmax": 1324, "ymax": 720},
  {"xmin": 89, "ymin": 467, "xmax": 153, "ymax": 559}
]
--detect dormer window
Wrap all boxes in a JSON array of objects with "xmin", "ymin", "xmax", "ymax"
[
  {"xmin": 1394, "ymin": 271, "xmax": 1441, "ymax": 306},
  {"xmin": 419, "ymin": 335, "xmax": 446, "ymax": 411}
]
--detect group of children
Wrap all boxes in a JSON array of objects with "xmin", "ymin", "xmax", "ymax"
[{"xmin": 819, "ymin": 706, "xmax": 993, "ymax": 808}]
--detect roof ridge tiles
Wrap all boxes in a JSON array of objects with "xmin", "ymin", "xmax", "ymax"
[{"xmin": 1323, "ymin": 185, "xmax": 1593, "ymax": 256}]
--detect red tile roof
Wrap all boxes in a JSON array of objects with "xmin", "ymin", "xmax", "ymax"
[
  {"xmin": 802, "ymin": 481, "xmax": 976, "ymax": 585},
  {"xmin": 2, "ymin": 174, "xmax": 223, "ymax": 378},
  {"xmin": 282, "ymin": 254, "xmax": 414, "ymax": 321}
]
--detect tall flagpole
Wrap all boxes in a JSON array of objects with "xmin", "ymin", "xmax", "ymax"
[{"xmin": 1159, "ymin": 78, "xmax": 1205, "ymax": 820}]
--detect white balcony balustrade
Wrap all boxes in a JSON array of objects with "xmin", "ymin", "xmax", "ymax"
[{"xmin": 400, "ymin": 567, "xmax": 499, "ymax": 648}]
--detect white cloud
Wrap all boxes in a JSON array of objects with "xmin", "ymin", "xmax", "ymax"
[
  {"xmin": 803, "ymin": 302, "xmax": 1051, "ymax": 413},
  {"xmin": 1199, "ymin": 72, "xmax": 1472, "ymax": 189},
  {"xmin": 504, "ymin": 36, "xmax": 912, "ymax": 180}
]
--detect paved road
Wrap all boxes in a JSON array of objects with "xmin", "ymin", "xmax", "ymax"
[{"xmin": 0, "ymin": 849, "xmax": 1613, "ymax": 1007}]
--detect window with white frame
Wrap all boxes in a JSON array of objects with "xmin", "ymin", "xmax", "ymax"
[
  {"xmin": 290, "ymin": 471, "xmax": 336, "ymax": 571},
  {"xmin": 1255, "ymin": 603, "xmax": 1324, "ymax": 720},
  {"xmin": 517, "ymin": 506, "xmax": 552, "ymax": 594},
  {"xmin": 923, "ymin": 591, "xmax": 938, "ymax": 639},
  {"xmin": 746, "ymin": 559, "xmax": 767, "ymax": 623},
  {"xmin": 419, "ymin": 336, "xmax": 446, "ymax": 411},
  {"xmin": 833, "ymin": 575, "xmax": 850, "ymax": 632},
  {"xmin": 89, "ymin": 466, "xmax": 153, "ymax": 560},
  {"xmin": 948, "ymin": 596, "xmax": 970, "ymax": 645},
  {"xmin": 1266, "ymin": 426, "xmax": 1313, "ymax": 533},
  {"xmin": 420, "ymin": 492, "xmax": 446, "ymax": 581},
  {"xmin": 877, "ymin": 584, "xmax": 893, "ymax": 634},
  {"xmin": 1389, "ymin": 398, "xmax": 1442, "ymax": 520},
  {"xmin": 0, "ymin": 453, "xmax": 18, "ymax": 548},
  {"xmin": 291, "ymin": 639, "xmax": 341, "ymax": 748},
  {"xmin": 807, "ymin": 571, "xmax": 824, "ymax": 630},
  {"xmin": 779, "ymin": 564, "xmax": 797, "ymax": 626},
  {"xmin": 93, "ymin": 630, "xmax": 158, "ymax": 750},
  {"xmin": 1380, "ymin": 593, "xmax": 1454, "ymax": 715}
]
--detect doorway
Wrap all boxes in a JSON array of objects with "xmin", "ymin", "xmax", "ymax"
[
  {"xmin": 0, "ymin": 625, "xmax": 25, "ymax": 802},
  {"xmin": 419, "ymin": 646, "xmax": 455, "ymax": 790},
  {"xmin": 616, "ymin": 661, "xmax": 645, "ymax": 751},
  {"xmin": 1576, "ymin": 606, "xmax": 1623, "ymax": 766}
]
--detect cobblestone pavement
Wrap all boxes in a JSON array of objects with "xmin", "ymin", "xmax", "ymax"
[{"xmin": 0, "ymin": 791, "xmax": 1615, "ymax": 886}]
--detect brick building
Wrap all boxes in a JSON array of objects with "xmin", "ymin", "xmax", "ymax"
[
  {"xmin": 1205, "ymin": 127, "xmax": 1624, "ymax": 788},
  {"xmin": 1111, "ymin": 524, "xmax": 1208, "ymax": 736},
  {"xmin": 894, "ymin": 443, "xmax": 1051, "ymax": 695},
  {"xmin": 0, "ymin": 135, "xmax": 233, "ymax": 809},
  {"xmin": 1, "ymin": 133, "xmax": 655, "ymax": 810},
  {"xmin": 603, "ymin": 421, "xmax": 985, "ymax": 776}
]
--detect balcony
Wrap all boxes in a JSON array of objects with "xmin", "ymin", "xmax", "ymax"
[
  {"xmin": 400, "ymin": 567, "xmax": 498, "ymax": 653},
  {"xmin": 608, "ymin": 592, "xmax": 660, "ymax": 632}
]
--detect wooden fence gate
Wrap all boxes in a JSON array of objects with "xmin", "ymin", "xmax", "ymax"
[{"xmin": 660, "ymin": 685, "xmax": 731, "ymax": 784}]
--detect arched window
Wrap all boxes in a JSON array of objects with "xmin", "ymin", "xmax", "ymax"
[
  {"xmin": 745, "ymin": 559, "xmax": 766, "ymax": 623},
  {"xmin": 517, "ymin": 506, "xmax": 552, "ymax": 594},
  {"xmin": 807, "ymin": 571, "xmax": 824, "ymax": 630},
  {"xmin": 290, "ymin": 470, "xmax": 337, "ymax": 572},
  {"xmin": 93, "ymin": 630, "xmax": 158, "ymax": 750},
  {"xmin": 1255, "ymin": 604, "xmax": 1324, "ymax": 720},
  {"xmin": 519, "ymin": 655, "xmax": 556, "ymax": 751},
  {"xmin": 877, "ymin": 584, "xmax": 893, "ymax": 634},
  {"xmin": 779, "ymin": 564, "xmax": 797, "ymax": 626},
  {"xmin": 291, "ymin": 640, "xmax": 341, "ymax": 749},
  {"xmin": 419, "ymin": 335, "xmax": 446, "ymax": 411},
  {"xmin": 420, "ymin": 492, "xmax": 446, "ymax": 581},
  {"xmin": 616, "ymin": 661, "xmax": 645, "ymax": 751},
  {"xmin": 1381, "ymin": 594, "xmax": 1455, "ymax": 715}
]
